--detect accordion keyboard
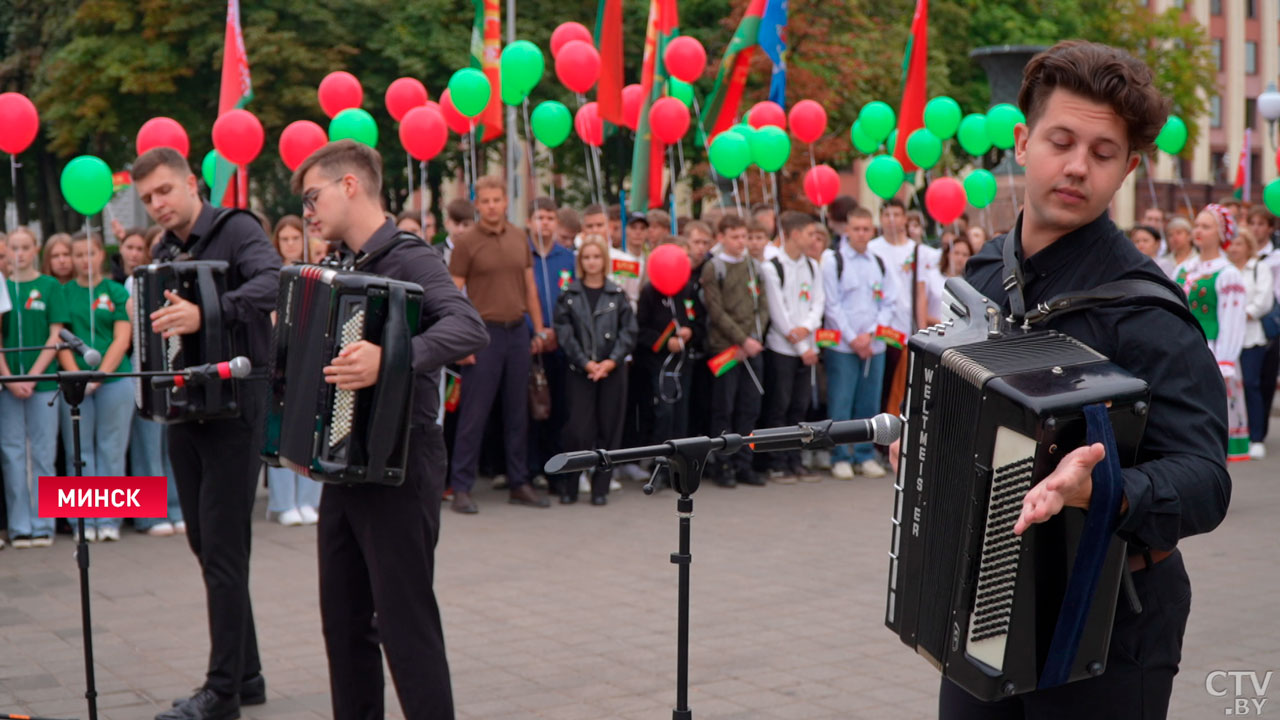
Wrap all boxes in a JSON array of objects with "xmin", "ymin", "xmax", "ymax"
[{"xmin": 327, "ymin": 308, "xmax": 365, "ymax": 449}]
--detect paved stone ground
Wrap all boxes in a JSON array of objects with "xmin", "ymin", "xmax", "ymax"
[{"xmin": 0, "ymin": 437, "xmax": 1275, "ymax": 720}]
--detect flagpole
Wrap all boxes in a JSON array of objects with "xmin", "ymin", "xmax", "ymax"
[
  {"xmin": 691, "ymin": 95, "xmax": 727, "ymax": 208},
  {"xmin": 468, "ymin": 123, "xmax": 478, "ymax": 202},
  {"xmin": 420, "ymin": 160, "xmax": 428, "ymax": 239},
  {"xmin": 507, "ymin": 0, "xmax": 519, "ymax": 221}
]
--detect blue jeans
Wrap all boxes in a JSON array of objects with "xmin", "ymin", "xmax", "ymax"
[
  {"xmin": 267, "ymin": 465, "xmax": 322, "ymax": 513},
  {"xmin": 129, "ymin": 403, "xmax": 183, "ymax": 529},
  {"xmin": 1240, "ymin": 345, "xmax": 1269, "ymax": 443},
  {"xmin": 824, "ymin": 349, "xmax": 886, "ymax": 464},
  {"xmin": 58, "ymin": 379, "xmax": 134, "ymax": 531},
  {"xmin": 0, "ymin": 389, "xmax": 59, "ymax": 538}
]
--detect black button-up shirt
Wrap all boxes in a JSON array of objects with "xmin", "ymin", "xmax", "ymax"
[
  {"xmin": 346, "ymin": 221, "xmax": 488, "ymax": 427},
  {"xmin": 965, "ymin": 212, "xmax": 1231, "ymax": 552}
]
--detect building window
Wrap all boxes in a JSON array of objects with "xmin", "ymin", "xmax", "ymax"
[
  {"xmin": 1172, "ymin": 0, "xmax": 1185, "ymax": 8},
  {"xmin": 1211, "ymin": 0, "xmax": 1221, "ymax": 13},
  {"xmin": 1211, "ymin": 95, "xmax": 1222, "ymax": 128},
  {"xmin": 1247, "ymin": 98, "xmax": 1258, "ymax": 130},
  {"xmin": 1213, "ymin": 40, "xmax": 1223, "ymax": 71},
  {"xmin": 1247, "ymin": 0, "xmax": 1256, "ymax": 16},
  {"xmin": 1247, "ymin": 42, "xmax": 1258, "ymax": 75}
]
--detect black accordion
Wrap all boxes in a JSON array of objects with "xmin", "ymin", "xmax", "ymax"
[
  {"xmin": 133, "ymin": 260, "xmax": 240, "ymax": 423},
  {"xmin": 262, "ymin": 265, "xmax": 423, "ymax": 486},
  {"xmin": 886, "ymin": 278, "xmax": 1150, "ymax": 700}
]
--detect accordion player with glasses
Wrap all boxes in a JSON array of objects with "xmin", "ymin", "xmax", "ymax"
[
  {"xmin": 886, "ymin": 277, "xmax": 1151, "ymax": 701},
  {"xmin": 133, "ymin": 260, "xmax": 241, "ymax": 423},
  {"xmin": 262, "ymin": 264, "xmax": 423, "ymax": 486}
]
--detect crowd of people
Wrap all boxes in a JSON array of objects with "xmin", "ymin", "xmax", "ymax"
[{"xmin": 0, "ymin": 179, "xmax": 1275, "ymax": 542}]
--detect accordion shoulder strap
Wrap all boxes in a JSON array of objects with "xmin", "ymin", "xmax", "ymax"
[
  {"xmin": 1022, "ymin": 278, "xmax": 1203, "ymax": 338},
  {"xmin": 353, "ymin": 231, "xmax": 419, "ymax": 271}
]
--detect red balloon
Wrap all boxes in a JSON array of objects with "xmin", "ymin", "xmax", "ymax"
[
  {"xmin": 386, "ymin": 77, "xmax": 429, "ymax": 122},
  {"xmin": 575, "ymin": 102, "xmax": 603, "ymax": 147},
  {"xmin": 663, "ymin": 36, "xmax": 707, "ymax": 84},
  {"xmin": 318, "ymin": 71, "xmax": 363, "ymax": 118},
  {"xmin": 648, "ymin": 243, "xmax": 692, "ymax": 296},
  {"xmin": 439, "ymin": 90, "xmax": 473, "ymax": 135},
  {"xmin": 621, "ymin": 84, "xmax": 645, "ymax": 131},
  {"xmin": 400, "ymin": 105, "xmax": 449, "ymax": 162},
  {"xmin": 136, "ymin": 117, "xmax": 190, "ymax": 157},
  {"xmin": 211, "ymin": 109, "xmax": 264, "ymax": 165},
  {"xmin": 748, "ymin": 101, "xmax": 786, "ymax": 130},
  {"xmin": 278, "ymin": 120, "xmax": 328, "ymax": 171},
  {"xmin": 789, "ymin": 99, "xmax": 828, "ymax": 143},
  {"xmin": 550, "ymin": 22, "xmax": 593, "ymax": 57},
  {"xmin": 649, "ymin": 97, "xmax": 691, "ymax": 145},
  {"xmin": 924, "ymin": 177, "xmax": 968, "ymax": 225},
  {"xmin": 803, "ymin": 165, "xmax": 840, "ymax": 207},
  {"xmin": 555, "ymin": 40, "xmax": 601, "ymax": 94},
  {"xmin": 0, "ymin": 92, "xmax": 39, "ymax": 155}
]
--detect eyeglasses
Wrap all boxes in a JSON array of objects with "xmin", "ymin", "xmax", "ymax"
[{"xmin": 301, "ymin": 179, "xmax": 342, "ymax": 212}]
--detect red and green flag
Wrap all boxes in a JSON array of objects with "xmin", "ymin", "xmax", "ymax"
[
  {"xmin": 445, "ymin": 375, "xmax": 462, "ymax": 413},
  {"xmin": 630, "ymin": 0, "xmax": 679, "ymax": 211},
  {"xmin": 707, "ymin": 345, "xmax": 741, "ymax": 377},
  {"xmin": 893, "ymin": 0, "xmax": 928, "ymax": 171},
  {"xmin": 652, "ymin": 319, "xmax": 678, "ymax": 353},
  {"xmin": 595, "ymin": 0, "xmax": 625, "ymax": 126},
  {"xmin": 875, "ymin": 324, "xmax": 907, "ymax": 349},
  {"xmin": 701, "ymin": 0, "xmax": 767, "ymax": 140},
  {"xmin": 213, "ymin": 0, "xmax": 253, "ymax": 208},
  {"xmin": 1233, "ymin": 127, "xmax": 1252, "ymax": 201},
  {"xmin": 111, "ymin": 171, "xmax": 132, "ymax": 193},
  {"xmin": 815, "ymin": 328, "xmax": 841, "ymax": 348},
  {"xmin": 471, "ymin": 0, "xmax": 504, "ymax": 142}
]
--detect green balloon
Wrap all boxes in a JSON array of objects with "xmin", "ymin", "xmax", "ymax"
[
  {"xmin": 750, "ymin": 125, "xmax": 791, "ymax": 172},
  {"xmin": 731, "ymin": 123, "xmax": 757, "ymax": 164},
  {"xmin": 329, "ymin": 108, "xmax": 378, "ymax": 147},
  {"xmin": 202, "ymin": 150, "xmax": 219, "ymax": 187},
  {"xmin": 923, "ymin": 96, "xmax": 962, "ymax": 139},
  {"xmin": 531, "ymin": 100, "xmax": 572, "ymax": 148},
  {"xmin": 957, "ymin": 113, "xmax": 991, "ymax": 156},
  {"xmin": 448, "ymin": 68, "xmax": 492, "ymax": 118},
  {"xmin": 850, "ymin": 122, "xmax": 878, "ymax": 155},
  {"xmin": 865, "ymin": 154, "xmax": 905, "ymax": 200},
  {"xmin": 859, "ymin": 101, "xmax": 896, "ymax": 143},
  {"xmin": 501, "ymin": 40, "xmax": 544, "ymax": 102},
  {"xmin": 906, "ymin": 128, "xmax": 942, "ymax": 170},
  {"xmin": 963, "ymin": 169, "xmax": 998, "ymax": 209},
  {"xmin": 669, "ymin": 79, "xmax": 694, "ymax": 108},
  {"xmin": 1265, "ymin": 179, "xmax": 1280, "ymax": 216},
  {"xmin": 1156, "ymin": 115, "xmax": 1188, "ymax": 155},
  {"xmin": 886, "ymin": 129, "xmax": 898, "ymax": 155},
  {"xmin": 986, "ymin": 103, "xmax": 1025, "ymax": 150},
  {"xmin": 709, "ymin": 131, "xmax": 751, "ymax": 179},
  {"xmin": 60, "ymin": 155, "xmax": 114, "ymax": 216}
]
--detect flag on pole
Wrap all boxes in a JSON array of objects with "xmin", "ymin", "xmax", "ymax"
[
  {"xmin": 213, "ymin": 0, "xmax": 253, "ymax": 208},
  {"xmin": 471, "ymin": 0, "xmax": 504, "ymax": 142},
  {"xmin": 595, "ymin": 0, "xmax": 625, "ymax": 126},
  {"xmin": 707, "ymin": 346, "xmax": 741, "ymax": 376},
  {"xmin": 758, "ymin": 0, "xmax": 788, "ymax": 108},
  {"xmin": 892, "ymin": 0, "xmax": 928, "ymax": 171},
  {"xmin": 701, "ymin": 0, "xmax": 767, "ymax": 140},
  {"xmin": 630, "ymin": 0, "xmax": 679, "ymax": 211},
  {"xmin": 1233, "ymin": 128, "xmax": 1252, "ymax": 202}
]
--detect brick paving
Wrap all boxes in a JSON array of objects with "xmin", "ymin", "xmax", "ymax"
[{"xmin": 0, "ymin": 437, "xmax": 1276, "ymax": 720}]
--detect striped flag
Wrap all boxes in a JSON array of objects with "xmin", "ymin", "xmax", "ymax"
[
  {"xmin": 595, "ymin": 0, "xmax": 625, "ymax": 126},
  {"xmin": 758, "ymin": 0, "xmax": 787, "ymax": 108},
  {"xmin": 707, "ymin": 346, "xmax": 741, "ymax": 377},
  {"xmin": 1233, "ymin": 128, "xmax": 1251, "ymax": 202},
  {"xmin": 471, "ymin": 0, "xmax": 504, "ymax": 142},
  {"xmin": 701, "ymin": 0, "xmax": 767, "ymax": 140},
  {"xmin": 875, "ymin": 324, "xmax": 906, "ymax": 349},
  {"xmin": 213, "ymin": 0, "xmax": 252, "ymax": 208},
  {"xmin": 652, "ymin": 319, "xmax": 678, "ymax": 353},
  {"xmin": 815, "ymin": 328, "xmax": 841, "ymax": 348},
  {"xmin": 629, "ymin": 0, "xmax": 678, "ymax": 211},
  {"xmin": 893, "ymin": 0, "xmax": 928, "ymax": 171}
]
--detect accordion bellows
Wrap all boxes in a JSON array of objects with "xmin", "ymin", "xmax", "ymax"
[
  {"xmin": 262, "ymin": 265, "xmax": 423, "ymax": 486},
  {"xmin": 887, "ymin": 278, "xmax": 1150, "ymax": 700}
]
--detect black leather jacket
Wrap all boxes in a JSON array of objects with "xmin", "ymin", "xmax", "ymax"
[{"xmin": 553, "ymin": 279, "xmax": 637, "ymax": 372}]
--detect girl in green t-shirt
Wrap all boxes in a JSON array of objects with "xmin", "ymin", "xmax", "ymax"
[
  {"xmin": 0, "ymin": 228, "xmax": 68, "ymax": 547},
  {"xmin": 56, "ymin": 231, "xmax": 134, "ymax": 542}
]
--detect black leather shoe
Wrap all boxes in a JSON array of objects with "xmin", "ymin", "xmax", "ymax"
[
  {"xmin": 738, "ymin": 471, "xmax": 768, "ymax": 487},
  {"xmin": 590, "ymin": 495, "xmax": 608, "ymax": 506},
  {"xmin": 158, "ymin": 687, "xmax": 239, "ymax": 720},
  {"xmin": 559, "ymin": 494, "xmax": 578, "ymax": 505},
  {"xmin": 509, "ymin": 483, "xmax": 551, "ymax": 507},
  {"xmin": 451, "ymin": 491, "xmax": 479, "ymax": 514},
  {"xmin": 173, "ymin": 675, "xmax": 264, "ymax": 708}
]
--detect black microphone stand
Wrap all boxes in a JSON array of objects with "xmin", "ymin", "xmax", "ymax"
[
  {"xmin": 0, "ymin": 360, "xmax": 244, "ymax": 720},
  {"xmin": 544, "ymin": 419, "xmax": 855, "ymax": 720}
]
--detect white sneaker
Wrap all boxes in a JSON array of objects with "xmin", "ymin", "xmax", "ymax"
[
  {"xmin": 31, "ymin": 535, "xmax": 53, "ymax": 548},
  {"xmin": 11, "ymin": 536, "xmax": 32, "ymax": 549},
  {"xmin": 491, "ymin": 474, "xmax": 509, "ymax": 490},
  {"xmin": 578, "ymin": 472, "xmax": 591, "ymax": 494},
  {"xmin": 75, "ymin": 526, "xmax": 99, "ymax": 543},
  {"xmin": 609, "ymin": 478, "xmax": 622, "ymax": 491},
  {"xmin": 146, "ymin": 522, "xmax": 175, "ymax": 537},
  {"xmin": 98, "ymin": 526, "xmax": 121, "ymax": 542},
  {"xmin": 858, "ymin": 459, "xmax": 888, "ymax": 479},
  {"xmin": 299, "ymin": 506, "xmax": 319, "ymax": 525},
  {"xmin": 813, "ymin": 450, "xmax": 833, "ymax": 470},
  {"xmin": 174, "ymin": 521, "xmax": 187, "ymax": 534},
  {"xmin": 532, "ymin": 474, "xmax": 549, "ymax": 490},
  {"xmin": 1249, "ymin": 442, "xmax": 1267, "ymax": 460},
  {"xmin": 831, "ymin": 461, "xmax": 855, "ymax": 481},
  {"xmin": 278, "ymin": 508, "xmax": 304, "ymax": 527}
]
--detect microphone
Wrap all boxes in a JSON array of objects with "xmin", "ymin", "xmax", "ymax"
[
  {"xmin": 151, "ymin": 357, "xmax": 251, "ymax": 389},
  {"xmin": 746, "ymin": 413, "xmax": 902, "ymax": 453},
  {"xmin": 59, "ymin": 329, "xmax": 102, "ymax": 367}
]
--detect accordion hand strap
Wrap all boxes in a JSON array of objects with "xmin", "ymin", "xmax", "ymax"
[{"xmin": 1037, "ymin": 402, "xmax": 1126, "ymax": 689}]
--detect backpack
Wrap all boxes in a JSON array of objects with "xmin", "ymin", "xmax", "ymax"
[
  {"xmin": 833, "ymin": 248, "xmax": 886, "ymax": 282},
  {"xmin": 768, "ymin": 256, "xmax": 816, "ymax": 288}
]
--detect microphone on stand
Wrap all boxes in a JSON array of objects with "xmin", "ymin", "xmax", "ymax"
[
  {"xmin": 58, "ymin": 329, "xmax": 102, "ymax": 367},
  {"xmin": 151, "ymin": 357, "xmax": 251, "ymax": 389},
  {"xmin": 745, "ymin": 413, "xmax": 903, "ymax": 453}
]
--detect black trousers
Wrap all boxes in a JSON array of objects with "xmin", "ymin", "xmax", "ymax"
[
  {"xmin": 709, "ymin": 354, "xmax": 764, "ymax": 476},
  {"xmin": 1261, "ymin": 336, "xmax": 1279, "ymax": 440},
  {"xmin": 167, "ymin": 383, "xmax": 265, "ymax": 697},
  {"xmin": 939, "ymin": 551, "xmax": 1192, "ymax": 720},
  {"xmin": 450, "ymin": 324, "xmax": 531, "ymax": 493},
  {"xmin": 319, "ymin": 423, "xmax": 453, "ymax": 720},
  {"xmin": 561, "ymin": 369, "xmax": 628, "ymax": 498},
  {"xmin": 760, "ymin": 350, "xmax": 813, "ymax": 471}
]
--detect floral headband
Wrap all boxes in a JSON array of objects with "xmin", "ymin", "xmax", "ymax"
[{"xmin": 1203, "ymin": 203, "xmax": 1237, "ymax": 248}]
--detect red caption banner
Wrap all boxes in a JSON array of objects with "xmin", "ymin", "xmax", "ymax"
[{"xmin": 38, "ymin": 476, "xmax": 168, "ymax": 518}]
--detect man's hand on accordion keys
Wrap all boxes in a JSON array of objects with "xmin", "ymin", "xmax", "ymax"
[
  {"xmin": 324, "ymin": 340, "xmax": 382, "ymax": 391},
  {"xmin": 150, "ymin": 290, "xmax": 201, "ymax": 338},
  {"xmin": 1013, "ymin": 442, "xmax": 1106, "ymax": 536}
]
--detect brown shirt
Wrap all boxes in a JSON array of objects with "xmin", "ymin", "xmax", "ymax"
[{"xmin": 449, "ymin": 220, "xmax": 533, "ymax": 324}]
